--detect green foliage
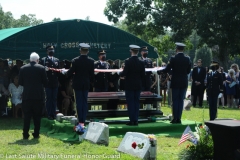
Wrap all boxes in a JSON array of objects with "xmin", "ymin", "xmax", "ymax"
[
  {"xmin": 104, "ymin": 0, "xmax": 240, "ymax": 67},
  {"xmin": 52, "ymin": 18, "xmax": 61, "ymax": 22},
  {"xmin": 178, "ymin": 125, "xmax": 214, "ymax": 160},
  {"xmin": 194, "ymin": 44, "xmax": 212, "ymax": 67},
  {"xmin": 0, "ymin": 4, "xmax": 43, "ymax": 28},
  {"xmin": 12, "ymin": 14, "xmax": 43, "ymax": 27},
  {"xmin": 0, "ymin": 104, "xmax": 239, "ymax": 160}
]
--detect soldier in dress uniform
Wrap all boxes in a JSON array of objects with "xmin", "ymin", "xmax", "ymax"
[
  {"xmin": 139, "ymin": 46, "xmax": 153, "ymax": 110},
  {"xmin": 206, "ymin": 60, "xmax": 223, "ymax": 120},
  {"xmin": 120, "ymin": 45, "xmax": 145, "ymax": 126},
  {"xmin": 158, "ymin": 42, "xmax": 191, "ymax": 124},
  {"xmin": 62, "ymin": 43, "xmax": 94, "ymax": 124},
  {"xmin": 39, "ymin": 45, "xmax": 60, "ymax": 120},
  {"xmin": 94, "ymin": 50, "xmax": 111, "ymax": 92},
  {"xmin": 139, "ymin": 46, "xmax": 153, "ymax": 91}
]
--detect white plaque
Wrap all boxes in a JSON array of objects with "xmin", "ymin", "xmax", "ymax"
[
  {"xmin": 84, "ymin": 122, "xmax": 109, "ymax": 146},
  {"xmin": 117, "ymin": 132, "xmax": 157, "ymax": 159}
]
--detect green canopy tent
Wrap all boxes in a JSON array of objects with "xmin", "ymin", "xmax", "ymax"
[{"xmin": 0, "ymin": 19, "xmax": 158, "ymax": 61}]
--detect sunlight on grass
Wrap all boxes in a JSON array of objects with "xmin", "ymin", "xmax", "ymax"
[{"xmin": 0, "ymin": 101, "xmax": 239, "ymax": 160}]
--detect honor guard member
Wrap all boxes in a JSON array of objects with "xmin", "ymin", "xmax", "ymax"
[
  {"xmin": 63, "ymin": 43, "xmax": 94, "ymax": 124},
  {"xmin": 206, "ymin": 60, "xmax": 223, "ymax": 120},
  {"xmin": 120, "ymin": 45, "xmax": 145, "ymax": 126},
  {"xmin": 158, "ymin": 42, "xmax": 191, "ymax": 124},
  {"xmin": 40, "ymin": 45, "xmax": 60, "ymax": 120},
  {"xmin": 139, "ymin": 46, "xmax": 153, "ymax": 91},
  {"xmin": 94, "ymin": 50, "xmax": 111, "ymax": 92}
]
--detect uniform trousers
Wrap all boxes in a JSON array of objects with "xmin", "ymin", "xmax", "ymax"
[
  {"xmin": 172, "ymin": 88, "xmax": 187, "ymax": 120},
  {"xmin": 45, "ymin": 87, "xmax": 58, "ymax": 118},
  {"xmin": 125, "ymin": 90, "xmax": 141, "ymax": 122},
  {"xmin": 192, "ymin": 85, "xmax": 205, "ymax": 107},
  {"xmin": 74, "ymin": 90, "xmax": 88, "ymax": 123},
  {"xmin": 22, "ymin": 100, "xmax": 43, "ymax": 138},
  {"xmin": 208, "ymin": 94, "xmax": 218, "ymax": 120}
]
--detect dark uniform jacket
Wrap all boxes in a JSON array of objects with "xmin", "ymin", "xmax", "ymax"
[
  {"xmin": 206, "ymin": 71, "xmax": 223, "ymax": 97},
  {"xmin": 94, "ymin": 60, "xmax": 111, "ymax": 89},
  {"xmin": 159, "ymin": 53, "xmax": 191, "ymax": 88},
  {"xmin": 192, "ymin": 66, "xmax": 206, "ymax": 85},
  {"xmin": 19, "ymin": 62, "xmax": 48, "ymax": 100},
  {"xmin": 139, "ymin": 57, "xmax": 153, "ymax": 90},
  {"xmin": 121, "ymin": 56, "xmax": 145, "ymax": 90},
  {"xmin": 67, "ymin": 55, "xmax": 94, "ymax": 90},
  {"xmin": 39, "ymin": 57, "xmax": 60, "ymax": 88}
]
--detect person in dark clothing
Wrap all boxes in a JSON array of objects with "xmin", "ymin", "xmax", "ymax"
[
  {"xmin": 10, "ymin": 59, "xmax": 23, "ymax": 82},
  {"xmin": 158, "ymin": 42, "xmax": 191, "ymax": 124},
  {"xmin": 119, "ymin": 63, "xmax": 126, "ymax": 91},
  {"xmin": 206, "ymin": 60, "xmax": 223, "ymax": 120},
  {"xmin": 39, "ymin": 45, "xmax": 60, "ymax": 120},
  {"xmin": 191, "ymin": 59, "xmax": 206, "ymax": 108},
  {"xmin": 120, "ymin": 45, "xmax": 145, "ymax": 126},
  {"xmin": 19, "ymin": 52, "xmax": 48, "ymax": 139},
  {"xmin": 94, "ymin": 50, "xmax": 111, "ymax": 92},
  {"xmin": 62, "ymin": 43, "xmax": 94, "ymax": 124},
  {"xmin": 139, "ymin": 46, "xmax": 153, "ymax": 91}
]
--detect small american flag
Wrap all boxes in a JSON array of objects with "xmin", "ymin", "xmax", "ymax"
[{"xmin": 178, "ymin": 126, "xmax": 193, "ymax": 145}]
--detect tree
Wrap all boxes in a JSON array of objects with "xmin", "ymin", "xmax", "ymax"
[
  {"xmin": 194, "ymin": 44, "xmax": 212, "ymax": 68},
  {"xmin": 104, "ymin": 0, "xmax": 240, "ymax": 68},
  {"xmin": 189, "ymin": 30, "xmax": 201, "ymax": 62},
  {"xmin": 13, "ymin": 14, "xmax": 43, "ymax": 27},
  {"xmin": 0, "ymin": 5, "xmax": 14, "ymax": 29},
  {"xmin": 52, "ymin": 18, "xmax": 61, "ymax": 22},
  {"xmin": 85, "ymin": 16, "xmax": 90, "ymax": 21}
]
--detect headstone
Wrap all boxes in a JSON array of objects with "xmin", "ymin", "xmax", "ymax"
[
  {"xmin": 184, "ymin": 99, "xmax": 192, "ymax": 111},
  {"xmin": 84, "ymin": 122, "xmax": 109, "ymax": 146},
  {"xmin": 117, "ymin": 132, "xmax": 157, "ymax": 160},
  {"xmin": 56, "ymin": 113, "xmax": 64, "ymax": 122}
]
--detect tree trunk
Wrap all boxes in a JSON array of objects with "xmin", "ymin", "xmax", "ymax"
[{"xmin": 218, "ymin": 43, "xmax": 229, "ymax": 71}]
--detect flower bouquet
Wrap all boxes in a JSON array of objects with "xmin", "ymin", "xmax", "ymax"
[
  {"xmin": 178, "ymin": 124, "xmax": 214, "ymax": 160},
  {"xmin": 73, "ymin": 123, "xmax": 86, "ymax": 135},
  {"xmin": 148, "ymin": 134, "xmax": 156, "ymax": 147},
  {"xmin": 148, "ymin": 134, "xmax": 157, "ymax": 159}
]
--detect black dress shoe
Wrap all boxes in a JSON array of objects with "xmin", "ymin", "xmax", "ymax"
[
  {"xmin": 134, "ymin": 122, "xmax": 138, "ymax": 126},
  {"xmin": 170, "ymin": 119, "xmax": 177, "ymax": 124},
  {"xmin": 32, "ymin": 133, "xmax": 40, "ymax": 139},
  {"xmin": 126, "ymin": 122, "xmax": 134, "ymax": 126},
  {"xmin": 176, "ymin": 119, "xmax": 182, "ymax": 124},
  {"xmin": 23, "ymin": 133, "xmax": 29, "ymax": 140}
]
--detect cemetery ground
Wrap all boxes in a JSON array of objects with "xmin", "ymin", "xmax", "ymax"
[{"xmin": 0, "ymin": 103, "xmax": 239, "ymax": 160}]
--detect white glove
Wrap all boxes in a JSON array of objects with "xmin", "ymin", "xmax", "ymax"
[
  {"xmin": 218, "ymin": 93, "xmax": 223, "ymax": 98},
  {"xmin": 152, "ymin": 70, "xmax": 157, "ymax": 74},
  {"xmin": 45, "ymin": 67, "xmax": 49, "ymax": 71},
  {"xmin": 111, "ymin": 72, "xmax": 115, "ymax": 75},
  {"xmin": 94, "ymin": 72, "xmax": 99, "ymax": 75},
  {"xmin": 61, "ymin": 69, "xmax": 67, "ymax": 75}
]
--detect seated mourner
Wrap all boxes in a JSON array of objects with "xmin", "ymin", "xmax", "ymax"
[{"xmin": 0, "ymin": 84, "xmax": 9, "ymax": 116}]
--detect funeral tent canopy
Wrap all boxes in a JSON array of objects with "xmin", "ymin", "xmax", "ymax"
[{"xmin": 0, "ymin": 19, "xmax": 158, "ymax": 61}]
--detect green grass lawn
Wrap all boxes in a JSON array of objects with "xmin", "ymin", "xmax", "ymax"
[{"xmin": 0, "ymin": 103, "xmax": 239, "ymax": 160}]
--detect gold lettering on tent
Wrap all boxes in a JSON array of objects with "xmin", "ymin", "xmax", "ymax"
[
  {"xmin": 43, "ymin": 42, "xmax": 111, "ymax": 49},
  {"xmin": 42, "ymin": 43, "xmax": 57, "ymax": 49}
]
